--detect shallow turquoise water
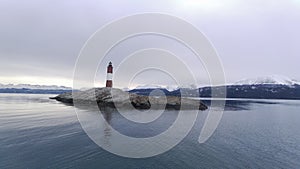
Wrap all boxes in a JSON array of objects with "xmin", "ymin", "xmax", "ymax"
[{"xmin": 1, "ymin": 93, "xmax": 300, "ymax": 169}]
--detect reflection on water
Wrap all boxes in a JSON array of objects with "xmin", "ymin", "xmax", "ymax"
[
  {"xmin": 1, "ymin": 93, "xmax": 300, "ymax": 168},
  {"xmin": 100, "ymin": 108, "xmax": 112, "ymax": 147},
  {"xmin": 201, "ymin": 99, "xmax": 279, "ymax": 111}
]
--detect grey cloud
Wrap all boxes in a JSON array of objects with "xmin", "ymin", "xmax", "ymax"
[{"xmin": 0, "ymin": 0, "xmax": 299, "ymax": 86}]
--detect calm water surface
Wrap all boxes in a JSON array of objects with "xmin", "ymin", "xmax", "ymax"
[{"xmin": 1, "ymin": 93, "xmax": 300, "ymax": 169}]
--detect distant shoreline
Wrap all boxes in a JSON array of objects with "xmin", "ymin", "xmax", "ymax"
[{"xmin": 0, "ymin": 88, "xmax": 72, "ymax": 94}]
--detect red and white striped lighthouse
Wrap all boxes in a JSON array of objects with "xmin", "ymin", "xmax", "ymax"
[{"xmin": 106, "ymin": 62, "xmax": 113, "ymax": 87}]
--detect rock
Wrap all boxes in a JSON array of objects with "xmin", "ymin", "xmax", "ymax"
[{"xmin": 50, "ymin": 87, "xmax": 208, "ymax": 110}]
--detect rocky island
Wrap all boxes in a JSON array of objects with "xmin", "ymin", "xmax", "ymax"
[{"xmin": 50, "ymin": 88, "xmax": 208, "ymax": 110}]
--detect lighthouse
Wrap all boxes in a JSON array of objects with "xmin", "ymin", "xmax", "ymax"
[{"xmin": 106, "ymin": 62, "xmax": 113, "ymax": 88}]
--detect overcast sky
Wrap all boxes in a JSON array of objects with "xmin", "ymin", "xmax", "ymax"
[{"xmin": 0, "ymin": 0, "xmax": 299, "ymax": 88}]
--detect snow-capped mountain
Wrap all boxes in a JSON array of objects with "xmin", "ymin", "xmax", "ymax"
[
  {"xmin": 132, "ymin": 84, "xmax": 201, "ymax": 92},
  {"xmin": 0, "ymin": 83, "xmax": 72, "ymax": 90},
  {"xmin": 129, "ymin": 85, "xmax": 172, "ymax": 96},
  {"xmin": 133, "ymin": 84, "xmax": 179, "ymax": 91},
  {"xmin": 128, "ymin": 76, "xmax": 300, "ymax": 100},
  {"xmin": 133, "ymin": 84, "xmax": 165, "ymax": 90},
  {"xmin": 234, "ymin": 75, "xmax": 300, "ymax": 86}
]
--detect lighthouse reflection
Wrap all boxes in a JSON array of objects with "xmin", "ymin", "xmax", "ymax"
[{"xmin": 99, "ymin": 107, "xmax": 113, "ymax": 147}]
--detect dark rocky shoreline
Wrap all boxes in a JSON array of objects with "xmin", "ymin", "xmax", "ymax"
[{"xmin": 50, "ymin": 88, "xmax": 208, "ymax": 110}]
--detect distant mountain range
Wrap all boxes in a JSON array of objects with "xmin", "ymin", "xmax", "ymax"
[
  {"xmin": 2, "ymin": 76, "xmax": 300, "ymax": 99},
  {"xmin": 0, "ymin": 83, "xmax": 72, "ymax": 94},
  {"xmin": 129, "ymin": 76, "xmax": 300, "ymax": 100},
  {"xmin": 234, "ymin": 75, "xmax": 300, "ymax": 86}
]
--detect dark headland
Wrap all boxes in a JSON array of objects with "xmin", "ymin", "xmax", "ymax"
[{"xmin": 50, "ymin": 87, "xmax": 208, "ymax": 110}]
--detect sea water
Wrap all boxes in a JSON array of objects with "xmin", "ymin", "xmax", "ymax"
[{"xmin": 1, "ymin": 93, "xmax": 300, "ymax": 169}]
